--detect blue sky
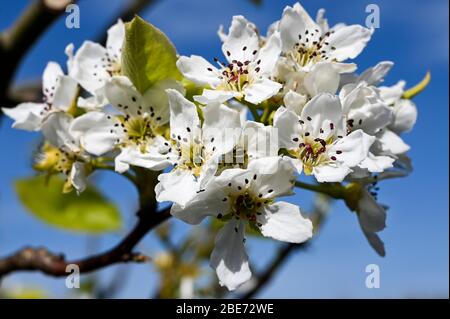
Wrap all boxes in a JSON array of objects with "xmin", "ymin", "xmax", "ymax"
[{"xmin": 0, "ymin": 0, "xmax": 448, "ymax": 298}]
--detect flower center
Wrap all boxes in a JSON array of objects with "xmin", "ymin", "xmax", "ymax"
[
  {"xmin": 117, "ymin": 115, "xmax": 157, "ymax": 152},
  {"xmin": 34, "ymin": 143, "xmax": 79, "ymax": 175},
  {"xmin": 289, "ymin": 136, "xmax": 335, "ymax": 175},
  {"xmin": 227, "ymin": 191, "xmax": 269, "ymax": 224},
  {"xmin": 174, "ymin": 140, "xmax": 209, "ymax": 177},
  {"xmin": 208, "ymin": 54, "xmax": 262, "ymax": 96},
  {"xmin": 289, "ymin": 29, "xmax": 336, "ymax": 68}
]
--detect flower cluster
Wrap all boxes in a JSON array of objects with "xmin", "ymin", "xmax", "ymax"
[{"xmin": 2, "ymin": 3, "xmax": 420, "ymax": 290}]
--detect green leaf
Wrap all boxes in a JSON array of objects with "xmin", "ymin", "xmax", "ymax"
[
  {"xmin": 122, "ymin": 15, "xmax": 181, "ymax": 94},
  {"xmin": 15, "ymin": 175, "xmax": 122, "ymax": 234}
]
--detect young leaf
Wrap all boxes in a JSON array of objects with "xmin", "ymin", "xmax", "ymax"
[
  {"xmin": 122, "ymin": 16, "xmax": 181, "ymax": 94},
  {"xmin": 15, "ymin": 175, "xmax": 122, "ymax": 234}
]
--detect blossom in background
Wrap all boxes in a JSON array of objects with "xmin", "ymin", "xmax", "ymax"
[
  {"xmin": 155, "ymin": 89, "xmax": 242, "ymax": 207},
  {"xmin": 177, "ymin": 15, "xmax": 282, "ymax": 105},
  {"xmin": 171, "ymin": 156, "xmax": 313, "ymax": 290},
  {"xmin": 70, "ymin": 76, "xmax": 183, "ymax": 173},
  {"xmin": 274, "ymin": 93, "xmax": 374, "ymax": 182},
  {"xmin": 2, "ymin": 62, "xmax": 78, "ymax": 131},
  {"xmin": 37, "ymin": 113, "xmax": 91, "ymax": 193}
]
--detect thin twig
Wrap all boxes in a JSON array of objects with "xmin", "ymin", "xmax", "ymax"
[{"xmin": 0, "ymin": 206, "xmax": 171, "ymax": 278}]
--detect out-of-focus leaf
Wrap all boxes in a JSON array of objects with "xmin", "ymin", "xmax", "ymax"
[
  {"xmin": 122, "ymin": 16, "xmax": 181, "ymax": 94},
  {"xmin": 2, "ymin": 286, "xmax": 48, "ymax": 299},
  {"xmin": 15, "ymin": 175, "xmax": 122, "ymax": 234}
]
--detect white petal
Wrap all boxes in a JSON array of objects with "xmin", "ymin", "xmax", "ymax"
[
  {"xmin": 176, "ymin": 55, "xmax": 221, "ymax": 87},
  {"xmin": 379, "ymin": 80, "xmax": 405, "ymax": 105},
  {"xmin": 104, "ymin": 76, "xmax": 142, "ymax": 116},
  {"xmin": 389, "ymin": 99, "xmax": 417, "ymax": 134},
  {"xmin": 166, "ymin": 89, "xmax": 200, "ymax": 144},
  {"xmin": 41, "ymin": 113, "xmax": 78, "ymax": 151},
  {"xmin": 357, "ymin": 61, "xmax": 393, "ymax": 86},
  {"xmin": 283, "ymin": 90, "xmax": 307, "ymax": 115},
  {"xmin": 202, "ymin": 103, "xmax": 241, "ymax": 157},
  {"xmin": 70, "ymin": 162, "xmax": 87, "ymax": 194},
  {"xmin": 377, "ymin": 129, "xmax": 410, "ymax": 154},
  {"xmin": 243, "ymin": 78, "xmax": 282, "ymax": 104},
  {"xmin": 242, "ymin": 121, "xmax": 278, "ymax": 159},
  {"xmin": 69, "ymin": 111, "xmax": 119, "ymax": 156},
  {"xmin": 194, "ymin": 89, "xmax": 237, "ymax": 104},
  {"xmin": 115, "ymin": 145, "xmax": 173, "ymax": 174},
  {"xmin": 341, "ymin": 84, "xmax": 393, "ymax": 135},
  {"xmin": 222, "ymin": 15, "xmax": 259, "ymax": 63},
  {"xmin": 300, "ymin": 93, "xmax": 345, "ymax": 137},
  {"xmin": 279, "ymin": 3, "xmax": 318, "ymax": 52},
  {"xmin": 359, "ymin": 152, "xmax": 394, "ymax": 173},
  {"xmin": 52, "ymin": 75, "xmax": 78, "ymax": 112},
  {"xmin": 273, "ymin": 107, "xmax": 302, "ymax": 149},
  {"xmin": 259, "ymin": 202, "xmax": 313, "ymax": 243},
  {"xmin": 329, "ymin": 130, "xmax": 374, "ymax": 167},
  {"xmin": 77, "ymin": 96, "xmax": 104, "ymax": 111},
  {"xmin": 141, "ymin": 79, "xmax": 185, "ymax": 125},
  {"xmin": 316, "ymin": 8, "xmax": 329, "ymax": 33},
  {"xmin": 247, "ymin": 156, "xmax": 296, "ymax": 199},
  {"xmin": 106, "ymin": 19, "xmax": 125, "ymax": 59},
  {"xmin": 303, "ymin": 62, "xmax": 340, "ymax": 96},
  {"xmin": 42, "ymin": 62, "xmax": 64, "ymax": 98},
  {"xmin": 255, "ymin": 32, "xmax": 282, "ymax": 75},
  {"xmin": 210, "ymin": 219, "xmax": 251, "ymax": 291},
  {"xmin": 1, "ymin": 103, "xmax": 46, "ymax": 131},
  {"xmin": 71, "ymin": 41, "xmax": 110, "ymax": 95},
  {"xmin": 327, "ymin": 25, "xmax": 373, "ymax": 61},
  {"xmin": 155, "ymin": 170, "xmax": 199, "ymax": 207},
  {"xmin": 313, "ymin": 164, "xmax": 352, "ymax": 183},
  {"xmin": 170, "ymin": 181, "xmax": 229, "ymax": 225}
]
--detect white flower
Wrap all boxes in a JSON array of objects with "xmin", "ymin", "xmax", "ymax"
[
  {"xmin": 339, "ymin": 80, "xmax": 395, "ymax": 174},
  {"xmin": 345, "ymin": 61, "xmax": 416, "ymax": 160},
  {"xmin": 70, "ymin": 76, "xmax": 183, "ymax": 173},
  {"xmin": 39, "ymin": 113, "xmax": 90, "ymax": 193},
  {"xmin": 2, "ymin": 62, "xmax": 78, "ymax": 131},
  {"xmin": 69, "ymin": 19, "xmax": 125, "ymax": 104},
  {"xmin": 278, "ymin": 2, "xmax": 372, "ymax": 73},
  {"xmin": 155, "ymin": 89, "xmax": 242, "ymax": 207},
  {"xmin": 274, "ymin": 93, "xmax": 374, "ymax": 182},
  {"xmin": 171, "ymin": 156, "xmax": 313, "ymax": 290},
  {"xmin": 177, "ymin": 15, "xmax": 282, "ymax": 105}
]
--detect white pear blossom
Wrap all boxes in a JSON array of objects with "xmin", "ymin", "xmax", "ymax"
[
  {"xmin": 274, "ymin": 93, "xmax": 374, "ymax": 182},
  {"xmin": 278, "ymin": 2, "xmax": 373, "ymax": 73},
  {"xmin": 177, "ymin": 15, "xmax": 282, "ymax": 105},
  {"xmin": 155, "ymin": 89, "xmax": 242, "ymax": 207},
  {"xmin": 69, "ymin": 19, "xmax": 125, "ymax": 105},
  {"xmin": 38, "ymin": 113, "xmax": 90, "ymax": 193},
  {"xmin": 171, "ymin": 156, "xmax": 313, "ymax": 290},
  {"xmin": 2, "ymin": 62, "xmax": 78, "ymax": 131},
  {"xmin": 70, "ymin": 76, "xmax": 183, "ymax": 173}
]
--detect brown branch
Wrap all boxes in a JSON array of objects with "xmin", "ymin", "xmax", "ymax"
[
  {"xmin": 0, "ymin": 0, "xmax": 75, "ymax": 106},
  {"xmin": 0, "ymin": 0, "xmax": 158, "ymax": 110},
  {"xmin": 0, "ymin": 206, "xmax": 171, "ymax": 278}
]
